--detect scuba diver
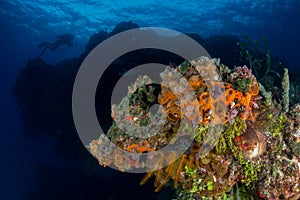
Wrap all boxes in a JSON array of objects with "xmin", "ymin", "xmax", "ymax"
[{"xmin": 38, "ymin": 33, "xmax": 74, "ymax": 56}]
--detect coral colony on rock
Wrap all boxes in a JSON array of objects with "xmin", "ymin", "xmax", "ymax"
[
  {"xmin": 14, "ymin": 22, "xmax": 300, "ymax": 199},
  {"xmin": 89, "ymin": 57, "xmax": 300, "ymax": 199}
]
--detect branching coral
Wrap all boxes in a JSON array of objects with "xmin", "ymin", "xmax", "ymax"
[
  {"xmin": 140, "ymin": 152, "xmax": 188, "ymax": 192},
  {"xmin": 238, "ymin": 35, "xmax": 280, "ymax": 82}
]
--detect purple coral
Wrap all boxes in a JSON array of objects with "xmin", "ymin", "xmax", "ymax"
[
  {"xmin": 230, "ymin": 65, "xmax": 253, "ymax": 81},
  {"xmin": 226, "ymin": 108, "xmax": 239, "ymax": 125},
  {"xmin": 236, "ymin": 65, "xmax": 253, "ymax": 79}
]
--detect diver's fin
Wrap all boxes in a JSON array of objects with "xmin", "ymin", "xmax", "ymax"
[{"xmin": 38, "ymin": 42, "xmax": 51, "ymax": 48}]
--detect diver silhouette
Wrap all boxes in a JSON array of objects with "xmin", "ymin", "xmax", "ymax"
[{"xmin": 38, "ymin": 33, "xmax": 74, "ymax": 56}]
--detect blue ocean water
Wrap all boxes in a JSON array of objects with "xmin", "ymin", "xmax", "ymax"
[{"xmin": 0, "ymin": 0, "xmax": 299, "ymax": 199}]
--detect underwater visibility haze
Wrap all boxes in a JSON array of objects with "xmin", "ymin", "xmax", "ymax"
[{"xmin": 0, "ymin": 0, "xmax": 300, "ymax": 199}]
